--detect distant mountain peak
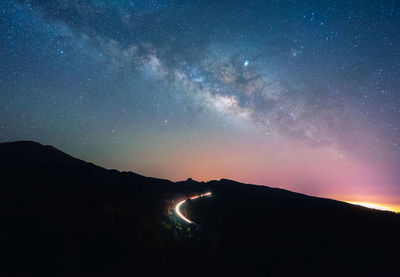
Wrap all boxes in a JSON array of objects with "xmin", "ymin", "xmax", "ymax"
[
  {"xmin": 0, "ymin": 140, "xmax": 86, "ymax": 167},
  {"xmin": 2, "ymin": 140, "xmax": 43, "ymax": 146}
]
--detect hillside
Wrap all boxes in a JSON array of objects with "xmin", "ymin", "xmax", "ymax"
[{"xmin": 0, "ymin": 141, "xmax": 399, "ymax": 276}]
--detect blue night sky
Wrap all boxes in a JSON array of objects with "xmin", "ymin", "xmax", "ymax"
[{"xmin": 1, "ymin": 0, "xmax": 400, "ymax": 208}]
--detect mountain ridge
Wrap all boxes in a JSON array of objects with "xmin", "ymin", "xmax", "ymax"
[
  {"xmin": 0, "ymin": 140, "xmax": 399, "ymax": 275},
  {"xmin": 0, "ymin": 140, "xmax": 376, "ymax": 209}
]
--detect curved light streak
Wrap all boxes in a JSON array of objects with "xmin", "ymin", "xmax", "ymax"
[
  {"xmin": 175, "ymin": 192, "xmax": 212, "ymax": 224},
  {"xmin": 175, "ymin": 199, "xmax": 193, "ymax": 224}
]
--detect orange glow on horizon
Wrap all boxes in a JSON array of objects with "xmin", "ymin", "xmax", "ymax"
[{"xmin": 346, "ymin": 201, "xmax": 400, "ymax": 213}]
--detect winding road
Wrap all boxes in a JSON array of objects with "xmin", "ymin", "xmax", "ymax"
[{"xmin": 175, "ymin": 192, "xmax": 212, "ymax": 224}]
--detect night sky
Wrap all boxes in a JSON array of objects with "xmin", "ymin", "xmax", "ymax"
[{"xmin": 1, "ymin": 0, "xmax": 400, "ymax": 209}]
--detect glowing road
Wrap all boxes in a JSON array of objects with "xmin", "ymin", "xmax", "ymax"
[{"xmin": 175, "ymin": 192, "xmax": 212, "ymax": 224}]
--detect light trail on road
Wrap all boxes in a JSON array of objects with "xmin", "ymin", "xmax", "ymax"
[{"xmin": 175, "ymin": 192, "xmax": 212, "ymax": 224}]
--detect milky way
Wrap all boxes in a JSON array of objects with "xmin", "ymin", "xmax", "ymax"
[{"xmin": 1, "ymin": 0, "xmax": 400, "ymax": 208}]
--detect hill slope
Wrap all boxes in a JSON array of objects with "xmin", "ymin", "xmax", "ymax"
[{"xmin": 0, "ymin": 141, "xmax": 399, "ymax": 276}]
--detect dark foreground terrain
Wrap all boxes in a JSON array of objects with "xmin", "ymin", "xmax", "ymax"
[{"xmin": 0, "ymin": 141, "xmax": 399, "ymax": 276}]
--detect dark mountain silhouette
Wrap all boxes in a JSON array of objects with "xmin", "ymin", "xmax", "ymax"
[{"xmin": 0, "ymin": 141, "xmax": 399, "ymax": 276}]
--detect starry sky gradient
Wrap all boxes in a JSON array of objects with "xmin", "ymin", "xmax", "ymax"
[{"xmin": 1, "ymin": 0, "xmax": 400, "ymax": 208}]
